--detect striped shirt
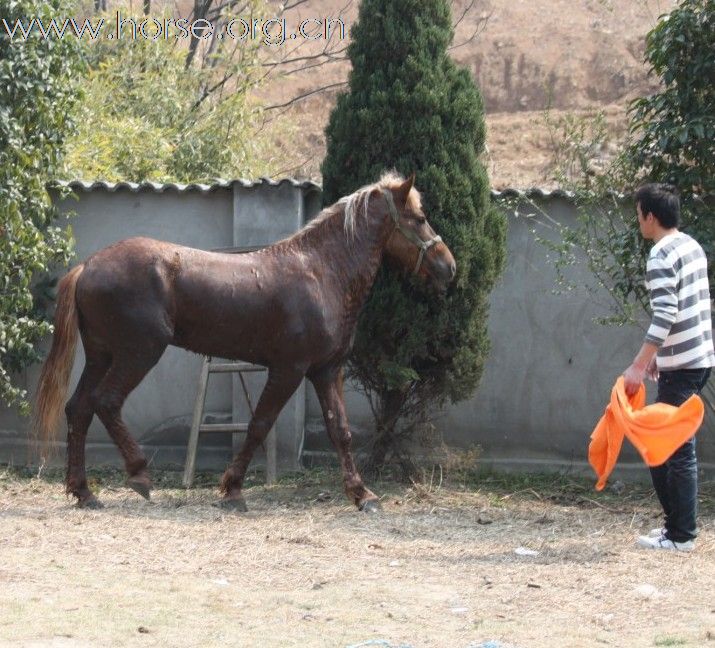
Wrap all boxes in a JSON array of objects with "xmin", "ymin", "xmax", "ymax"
[{"xmin": 645, "ymin": 231, "xmax": 715, "ymax": 370}]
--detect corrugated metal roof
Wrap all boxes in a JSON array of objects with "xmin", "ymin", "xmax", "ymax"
[
  {"xmin": 490, "ymin": 187, "xmax": 575, "ymax": 200},
  {"xmin": 53, "ymin": 179, "xmax": 581, "ymax": 200},
  {"xmin": 53, "ymin": 178, "xmax": 322, "ymax": 194}
]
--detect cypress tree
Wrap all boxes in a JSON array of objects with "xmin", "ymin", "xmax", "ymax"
[{"xmin": 321, "ymin": 0, "xmax": 506, "ymax": 473}]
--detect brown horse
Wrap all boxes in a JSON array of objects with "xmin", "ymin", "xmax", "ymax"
[{"xmin": 32, "ymin": 172, "xmax": 456, "ymax": 511}]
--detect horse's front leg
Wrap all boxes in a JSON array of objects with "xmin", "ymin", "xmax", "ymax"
[{"xmin": 309, "ymin": 367, "xmax": 380, "ymax": 512}]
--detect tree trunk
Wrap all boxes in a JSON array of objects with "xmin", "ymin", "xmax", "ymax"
[
  {"xmin": 185, "ymin": 1, "xmax": 213, "ymax": 69},
  {"xmin": 364, "ymin": 388, "xmax": 407, "ymax": 476}
]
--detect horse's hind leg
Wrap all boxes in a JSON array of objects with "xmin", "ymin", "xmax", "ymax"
[
  {"xmin": 218, "ymin": 366, "xmax": 305, "ymax": 511},
  {"xmin": 309, "ymin": 367, "xmax": 380, "ymax": 512},
  {"xmin": 65, "ymin": 346, "xmax": 111, "ymax": 508},
  {"xmin": 91, "ymin": 344, "xmax": 166, "ymax": 500}
]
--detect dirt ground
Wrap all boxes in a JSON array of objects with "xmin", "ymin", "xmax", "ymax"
[{"xmin": 1, "ymin": 466, "xmax": 713, "ymax": 648}]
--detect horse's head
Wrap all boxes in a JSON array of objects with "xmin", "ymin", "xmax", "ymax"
[{"xmin": 381, "ymin": 174, "xmax": 456, "ymax": 292}]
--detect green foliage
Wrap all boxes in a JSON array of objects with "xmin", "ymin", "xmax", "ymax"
[
  {"xmin": 321, "ymin": 0, "xmax": 506, "ymax": 472},
  {"xmin": 531, "ymin": 107, "xmax": 650, "ymax": 326},
  {"xmin": 625, "ymin": 0, "xmax": 715, "ymax": 260},
  {"xmin": 542, "ymin": 109, "xmax": 611, "ymax": 186},
  {"xmin": 535, "ymin": 0, "xmax": 715, "ymax": 328},
  {"xmin": 628, "ymin": 0, "xmax": 715, "ymax": 197},
  {"xmin": 63, "ymin": 2, "xmax": 274, "ymax": 183},
  {"xmin": 0, "ymin": 0, "xmax": 83, "ymax": 411}
]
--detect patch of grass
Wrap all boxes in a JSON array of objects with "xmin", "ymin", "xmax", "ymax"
[{"xmin": 654, "ymin": 637, "xmax": 687, "ymax": 646}]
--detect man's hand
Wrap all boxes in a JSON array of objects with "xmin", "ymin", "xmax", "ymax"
[
  {"xmin": 646, "ymin": 355, "xmax": 659, "ymax": 382},
  {"xmin": 624, "ymin": 341, "xmax": 659, "ymax": 396},
  {"xmin": 623, "ymin": 363, "xmax": 645, "ymax": 397}
]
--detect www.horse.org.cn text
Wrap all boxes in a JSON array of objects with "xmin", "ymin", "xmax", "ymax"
[{"xmin": 2, "ymin": 13, "xmax": 347, "ymax": 46}]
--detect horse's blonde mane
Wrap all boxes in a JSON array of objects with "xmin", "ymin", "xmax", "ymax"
[{"xmin": 305, "ymin": 172, "xmax": 421, "ymax": 240}]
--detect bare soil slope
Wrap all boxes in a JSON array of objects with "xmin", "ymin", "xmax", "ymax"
[{"xmin": 255, "ymin": 0, "xmax": 677, "ymax": 187}]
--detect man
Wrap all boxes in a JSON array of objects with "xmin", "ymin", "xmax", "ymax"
[{"xmin": 623, "ymin": 183, "xmax": 714, "ymax": 552}]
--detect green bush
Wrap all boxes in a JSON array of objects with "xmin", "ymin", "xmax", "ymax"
[
  {"xmin": 321, "ymin": 0, "xmax": 506, "ymax": 473},
  {"xmin": 63, "ymin": 2, "xmax": 275, "ymax": 183},
  {"xmin": 536, "ymin": 0, "xmax": 715, "ymax": 327},
  {"xmin": 625, "ymin": 0, "xmax": 715, "ymax": 260},
  {"xmin": 0, "ymin": 0, "xmax": 84, "ymax": 411}
]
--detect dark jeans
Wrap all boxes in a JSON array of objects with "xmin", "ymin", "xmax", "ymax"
[{"xmin": 650, "ymin": 367, "xmax": 711, "ymax": 542}]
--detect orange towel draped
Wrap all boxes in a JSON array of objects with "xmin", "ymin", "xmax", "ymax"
[{"xmin": 588, "ymin": 377, "xmax": 704, "ymax": 491}]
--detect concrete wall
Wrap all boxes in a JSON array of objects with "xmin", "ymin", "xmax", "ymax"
[{"xmin": 1, "ymin": 183, "xmax": 712, "ymax": 478}]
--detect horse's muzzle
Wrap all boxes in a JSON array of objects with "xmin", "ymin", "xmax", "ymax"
[{"xmin": 429, "ymin": 257, "xmax": 457, "ymax": 293}]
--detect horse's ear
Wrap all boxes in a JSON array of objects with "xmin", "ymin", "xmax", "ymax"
[{"xmin": 396, "ymin": 173, "xmax": 416, "ymax": 206}]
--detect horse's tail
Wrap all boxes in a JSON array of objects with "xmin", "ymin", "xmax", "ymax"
[{"xmin": 32, "ymin": 264, "xmax": 84, "ymax": 459}]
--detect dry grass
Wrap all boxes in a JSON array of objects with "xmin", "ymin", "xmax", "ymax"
[{"xmin": 0, "ymin": 465, "xmax": 713, "ymax": 648}]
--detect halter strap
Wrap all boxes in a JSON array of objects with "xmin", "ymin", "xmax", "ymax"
[{"xmin": 382, "ymin": 189, "xmax": 443, "ymax": 275}]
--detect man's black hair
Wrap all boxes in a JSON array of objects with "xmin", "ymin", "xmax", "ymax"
[{"xmin": 635, "ymin": 183, "xmax": 680, "ymax": 229}]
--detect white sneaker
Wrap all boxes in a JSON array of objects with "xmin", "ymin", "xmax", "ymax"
[
  {"xmin": 648, "ymin": 527, "xmax": 666, "ymax": 538},
  {"xmin": 636, "ymin": 534, "xmax": 695, "ymax": 552}
]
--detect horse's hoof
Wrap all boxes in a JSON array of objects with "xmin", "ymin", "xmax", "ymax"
[
  {"xmin": 359, "ymin": 499, "xmax": 381, "ymax": 513},
  {"xmin": 77, "ymin": 495, "xmax": 104, "ymax": 510},
  {"xmin": 213, "ymin": 497, "xmax": 248, "ymax": 512},
  {"xmin": 126, "ymin": 476, "xmax": 152, "ymax": 501}
]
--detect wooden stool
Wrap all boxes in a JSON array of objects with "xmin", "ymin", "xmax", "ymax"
[{"xmin": 182, "ymin": 356, "xmax": 277, "ymax": 487}]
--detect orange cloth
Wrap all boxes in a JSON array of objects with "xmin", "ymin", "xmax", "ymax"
[{"xmin": 588, "ymin": 376, "xmax": 704, "ymax": 491}]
